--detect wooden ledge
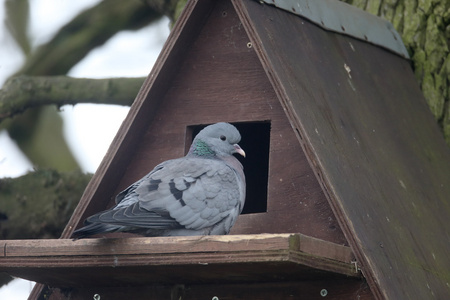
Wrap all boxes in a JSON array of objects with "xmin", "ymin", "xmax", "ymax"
[{"xmin": 0, "ymin": 234, "xmax": 358, "ymax": 288}]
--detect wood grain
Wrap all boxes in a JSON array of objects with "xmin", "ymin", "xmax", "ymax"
[
  {"xmin": 61, "ymin": 0, "xmax": 347, "ymax": 245},
  {"xmin": 0, "ymin": 234, "xmax": 357, "ymax": 288},
  {"xmin": 235, "ymin": 0, "xmax": 450, "ymax": 299}
]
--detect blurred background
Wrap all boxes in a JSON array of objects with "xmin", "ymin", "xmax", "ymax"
[{"xmin": 0, "ymin": 0, "xmax": 170, "ymax": 297}]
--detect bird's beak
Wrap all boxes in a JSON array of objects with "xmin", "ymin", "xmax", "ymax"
[{"xmin": 233, "ymin": 144, "xmax": 246, "ymax": 157}]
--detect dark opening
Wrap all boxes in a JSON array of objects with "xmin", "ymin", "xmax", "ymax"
[{"xmin": 187, "ymin": 121, "xmax": 270, "ymax": 214}]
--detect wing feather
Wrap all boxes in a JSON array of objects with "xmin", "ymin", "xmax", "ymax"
[
  {"xmin": 88, "ymin": 156, "xmax": 242, "ymax": 232},
  {"xmin": 134, "ymin": 157, "xmax": 241, "ymax": 230}
]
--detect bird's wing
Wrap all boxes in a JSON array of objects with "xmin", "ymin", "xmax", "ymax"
[
  {"xmin": 88, "ymin": 157, "xmax": 242, "ymax": 231},
  {"xmin": 86, "ymin": 202, "xmax": 181, "ymax": 229}
]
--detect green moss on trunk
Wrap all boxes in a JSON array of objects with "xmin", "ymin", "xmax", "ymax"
[
  {"xmin": 0, "ymin": 169, "xmax": 91, "ymax": 239},
  {"xmin": 343, "ymin": 0, "xmax": 450, "ymax": 146}
]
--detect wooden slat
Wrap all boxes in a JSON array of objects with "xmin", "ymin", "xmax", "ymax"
[
  {"xmin": 0, "ymin": 234, "xmax": 353, "ymax": 263},
  {"xmin": 0, "ymin": 234, "xmax": 357, "ymax": 288},
  {"xmin": 3, "ymin": 234, "xmax": 296, "ymax": 257}
]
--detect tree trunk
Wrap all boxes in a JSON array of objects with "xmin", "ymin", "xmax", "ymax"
[
  {"xmin": 342, "ymin": 0, "xmax": 450, "ymax": 145},
  {"xmin": 0, "ymin": 170, "xmax": 92, "ymax": 286}
]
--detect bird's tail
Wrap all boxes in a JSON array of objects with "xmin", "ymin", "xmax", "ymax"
[{"xmin": 71, "ymin": 222, "xmax": 121, "ymax": 240}]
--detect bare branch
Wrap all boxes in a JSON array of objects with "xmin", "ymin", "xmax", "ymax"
[
  {"xmin": 0, "ymin": 76, "xmax": 144, "ymax": 121},
  {"xmin": 18, "ymin": 0, "xmax": 162, "ymax": 76}
]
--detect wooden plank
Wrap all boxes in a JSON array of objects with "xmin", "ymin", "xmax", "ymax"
[
  {"xmin": 2, "ymin": 234, "xmax": 294, "ymax": 258},
  {"xmin": 0, "ymin": 234, "xmax": 352, "ymax": 263},
  {"xmin": 0, "ymin": 234, "xmax": 357, "ymax": 288},
  {"xmin": 234, "ymin": 1, "xmax": 450, "ymax": 299}
]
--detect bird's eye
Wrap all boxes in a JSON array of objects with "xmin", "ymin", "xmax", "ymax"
[{"xmin": 220, "ymin": 135, "xmax": 226, "ymax": 141}]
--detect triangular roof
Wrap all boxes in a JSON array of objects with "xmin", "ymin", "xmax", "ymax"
[
  {"xmin": 1, "ymin": 0, "xmax": 449, "ymax": 299},
  {"xmin": 232, "ymin": 1, "xmax": 450, "ymax": 299}
]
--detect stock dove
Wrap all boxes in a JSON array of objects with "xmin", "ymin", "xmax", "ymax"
[{"xmin": 72, "ymin": 122, "xmax": 246, "ymax": 239}]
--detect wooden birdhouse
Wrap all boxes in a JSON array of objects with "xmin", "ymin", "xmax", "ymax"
[{"xmin": 1, "ymin": 0, "xmax": 449, "ymax": 299}]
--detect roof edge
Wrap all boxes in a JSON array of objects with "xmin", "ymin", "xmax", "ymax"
[{"xmin": 256, "ymin": 0, "xmax": 410, "ymax": 59}]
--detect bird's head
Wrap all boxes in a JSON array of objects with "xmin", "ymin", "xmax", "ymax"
[{"xmin": 190, "ymin": 122, "xmax": 246, "ymax": 158}]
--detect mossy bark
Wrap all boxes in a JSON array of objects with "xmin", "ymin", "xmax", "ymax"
[
  {"xmin": 0, "ymin": 169, "xmax": 92, "ymax": 285},
  {"xmin": 343, "ymin": 0, "xmax": 450, "ymax": 145},
  {"xmin": 0, "ymin": 169, "xmax": 91, "ymax": 240},
  {"xmin": 0, "ymin": 76, "xmax": 144, "ymax": 121}
]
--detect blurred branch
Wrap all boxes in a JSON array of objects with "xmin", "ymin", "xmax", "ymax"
[
  {"xmin": 0, "ymin": 76, "xmax": 144, "ymax": 122},
  {"xmin": 0, "ymin": 169, "xmax": 91, "ymax": 239},
  {"xmin": 5, "ymin": 106, "xmax": 80, "ymax": 171},
  {"xmin": 2, "ymin": 0, "xmax": 174, "ymax": 172},
  {"xmin": 4, "ymin": 0, "xmax": 30, "ymax": 55},
  {"xmin": 144, "ymin": 0, "xmax": 182, "ymax": 23},
  {"xmin": 0, "ymin": 169, "xmax": 92, "ymax": 286},
  {"xmin": 18, "ymin": 0, "xmax": 162, "ymax": 76}
]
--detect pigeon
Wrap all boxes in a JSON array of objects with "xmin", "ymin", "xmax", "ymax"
[{"xmin": 72, "ymin": 122, "xmax": 246, "ymax": 239}]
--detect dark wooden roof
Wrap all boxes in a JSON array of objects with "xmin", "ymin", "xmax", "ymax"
[{"xmin": 233, "ymin": 0, "xmax": 450, "ymax": 299}]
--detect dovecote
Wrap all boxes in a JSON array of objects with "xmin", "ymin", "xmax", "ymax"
[{"xmin": 1, "ymin": 0, "xmax": 449, "ymax": 299}]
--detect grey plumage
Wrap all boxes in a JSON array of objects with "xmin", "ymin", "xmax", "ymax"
[{"xmin": 72, "ymin": 122, "xmax": 246, "ymax": 239}]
